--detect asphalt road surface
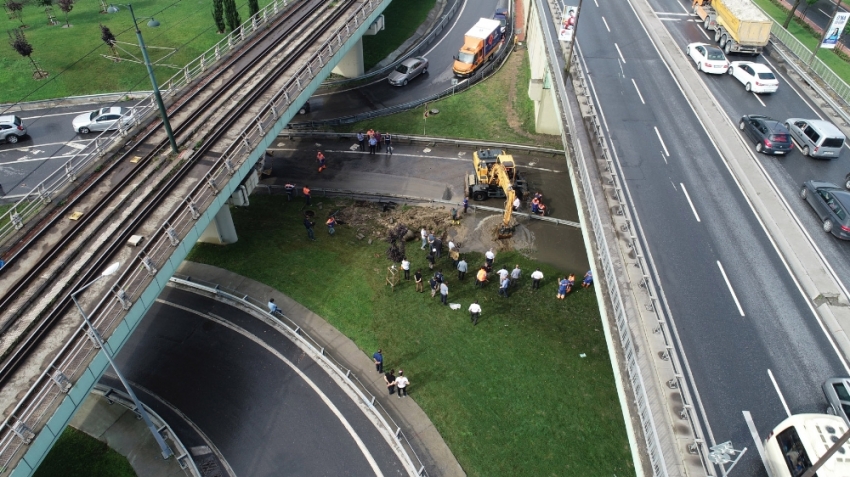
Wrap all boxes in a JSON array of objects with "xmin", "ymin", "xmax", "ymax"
[
  {"xmin": 570, "ymin": 0, "xmax": 850, "ymax": 474},
  {"xmin": 113, "ymin": 286, "xmax": 408, "ymax": 477}
]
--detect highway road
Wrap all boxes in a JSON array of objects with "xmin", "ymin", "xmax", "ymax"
[
  {"xmin": 114, "ymin": 286, "xmax": 409, "ymax": 476},
  {"xmin": 570, "ymin": 0, "xmax": 850, "ymax": 474}
]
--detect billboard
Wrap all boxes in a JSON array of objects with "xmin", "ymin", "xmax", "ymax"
[
  {"xmin": 821, "ymin": 12, "xmax": 850, "ymax": 49},
  {"xmin": 559, "ymin": 5, "xmax": 578, "ymax": 42}
]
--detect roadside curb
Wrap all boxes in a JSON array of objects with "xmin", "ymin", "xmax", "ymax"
[{"xmin": 0, "ymin": 92, "xmax": 150, "ymax": 113}]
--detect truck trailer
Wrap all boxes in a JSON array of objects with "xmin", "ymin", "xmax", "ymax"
[
  {"xmin": 452, "ymin": 17, "xmax": 505, "ymax": 77},
  {"xmin": 693, "ymin": 0, "xmax": 771, "ymax": 55}
]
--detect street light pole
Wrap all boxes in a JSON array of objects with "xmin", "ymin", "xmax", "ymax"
[
  {"xmin": 71, "ymin": 262, "xmax": 173, "ymax": 460},
  {"xmin": 118, "ymin": 3, "xmax": 178, "ymax": 153}
]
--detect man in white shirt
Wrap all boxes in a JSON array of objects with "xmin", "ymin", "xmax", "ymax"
[
  {"xmin": 531, "ymin": 268, "xmax": 544, "ymax": 290},
  {"xmin": 513, "ymin": 196, "xmax": 520, "ymax": 211},
  {"xmin": 395, "ymin": 370, "xmax": 410, "ymax": 398},
  {"xmin": 485, "ymin": 248, "xmax": 495, "ymax": 268},
  {"xmin": 420, "ymin": 228, "xmax": 428, "ymax": 249},
  {"xmin": 448, "ymin": 240, "xmax": 456, "ymax": 251},
  {"xmin": 401, "ymin": 258, "xmax": 411, "ymax": 280},
  {"xmin": 468, "ymin": 300, "xmax": 482, "ymax": 325},
  {"xmin": 440, "ymin": 282, "xmax": 449, "ymax": 305},
  {"xmin": 496, "ymin": 267, "xmax": 509, "ymax": 283}
]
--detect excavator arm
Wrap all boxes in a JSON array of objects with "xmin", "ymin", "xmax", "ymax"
[{"xmin": 493, "ymin": 164, "xmax": 516, "ymax": 238}]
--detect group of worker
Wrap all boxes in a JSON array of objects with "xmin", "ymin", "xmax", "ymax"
[
  {"xmin": 356, "ymin": 129, "xmax": 393, "ymax": 155},
  {"xmin": 511, "ymin": 191, "xmax": 547, "ymax": 216}
]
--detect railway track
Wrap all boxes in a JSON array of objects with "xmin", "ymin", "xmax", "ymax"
[{"xmin": 0, "ymin": 0, "xmax": 357, "ymax": 391}]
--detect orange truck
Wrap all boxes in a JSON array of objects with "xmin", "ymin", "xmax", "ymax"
[{"xmin": 452, "ymin": 16, "xmax": 506, "ymax": 78}]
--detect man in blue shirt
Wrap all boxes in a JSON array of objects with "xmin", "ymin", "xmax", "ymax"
[
  {"xmin": 268, "ymin": 299, "xmax": 282, "ymax": 315},
  {"xmin": 373, "ymin": 349, "xmax": 384, "ymax": 373}
]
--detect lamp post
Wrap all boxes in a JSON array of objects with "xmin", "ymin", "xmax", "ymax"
[
  {"xmin": 107, "ymin": 3, "xmax": 178, "ymax": 154},
  {"xmin": 71, "ymin": 262, "xmax": 173, "ymax": 460}
]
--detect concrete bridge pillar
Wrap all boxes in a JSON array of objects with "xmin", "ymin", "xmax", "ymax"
[
  {"xmin": 331, "ymin": 38, "xmax": 365, "ymax": 78},
  {"xmin": 523, "ymin": 0, "xmax": 561, "ymax": 136},
  {"xmin": 198, "ymin": 205, "xmax": 238, "ymax": 244}
]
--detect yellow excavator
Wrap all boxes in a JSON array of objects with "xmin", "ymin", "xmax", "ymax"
[{"xmin": 466, "ymin": 148, "xmax": 528, "ymax": 238}]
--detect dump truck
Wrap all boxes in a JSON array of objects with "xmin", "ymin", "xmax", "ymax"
[
  {"xmin": 452, "ymin": 17, "xmax": 505, "ymax": 77},
  {"xmin": 466, "ymin": 149, "xmax": 528, "ymax": 238},
  {"xmin": 693, "ymin": 0, "xmax": 771, "ymax": 55}
]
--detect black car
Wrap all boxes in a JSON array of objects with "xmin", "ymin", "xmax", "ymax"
[
  {"xmin": 801, "ymin": 180, "xmax": 850, "ymax": 239},
  {"xmin": 739, "ymin": 115, "xmax": 794, "ymax": 155}
]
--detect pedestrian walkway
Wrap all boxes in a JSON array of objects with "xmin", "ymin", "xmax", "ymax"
[{"xmin": 175, "ymin": 260, "xmax": 465, "ymax": 477}]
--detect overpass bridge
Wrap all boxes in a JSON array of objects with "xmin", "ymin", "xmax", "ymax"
[{"xmin": 0, "ymin": 0, "xmax": 390, "ymax": 473}]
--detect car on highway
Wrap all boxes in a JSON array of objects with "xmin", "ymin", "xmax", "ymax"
[
  {"xmin": 800, "ymin": 180, "xmax": 850, "ymax": 239},
  {"xmin": 786, "ymin": 118, "xmax": 846, "ymax": 158},
  {"xmin": 686, "ymin": 42, "xmax": 729, "ymax": 74},
  {"xmin": 0, "ymin": 115, "xmax": 26, "ymax": 144},
  {"xmin": 738, "ymin": 115, "xmax": 793, "ymax": 155},
  {"xmin": 387, "ymin": 57, "xmax": 429, "ymax": 86},
  {"xmin": 72, "ymin": 107, "xmax": 134, "ymax": 134},
  {"xmin": 764, "ymin": 414, "xmax": 850, "ymax": 477},
  {"xmin": 727, "ymin": 61, "xmax": 778, "ymax": 93},
  {"xmin": 822, "ymin": 377, "xmax": 850, "ymax": 425}
]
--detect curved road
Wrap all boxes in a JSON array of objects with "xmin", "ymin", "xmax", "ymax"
[{"xmin": 113, "ymin": 286, "xmax": 408, "ymax": 476}]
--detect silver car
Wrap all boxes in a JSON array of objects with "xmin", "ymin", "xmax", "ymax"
[
  {"xmin": 72, "ymin": 107, "xmax": 134, "ymax": 134},
  {"xmin": 823, "ymin": 377, "xmax": 850, "ymax": 425},
  {"xmin": 0, "ymin": 115, "xmax": 26, "ymax": 144},
  {"xmin": 387, "ymin": 57, "xmax": 429, "ymax": 86}
]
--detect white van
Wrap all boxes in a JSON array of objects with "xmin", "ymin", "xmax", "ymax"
[{"xmin": 764, "ymin": 414, "xmax": 850, "ymax": 477}]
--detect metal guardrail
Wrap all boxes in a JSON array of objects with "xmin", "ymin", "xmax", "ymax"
[
  {"xmin": 0, "ymin": 0, "xmax": 304, "ymax": 247},
  {"xmin": 320, "ymin": 0, "xmax": 462, "ymax": 87},
  {"xmin": 168, "ymin": 275, "xmax": 427, "ymax": 476},
  {"xmin": 91, "ymin": 384, "xmax": 199, "ymax": 476},
  {"xmin": 0, "ymin": 0, "xmax": 385, "ymax": 471},
  {"xmin": 290, "ymin": 22, "xmax": 516, "ymax": 128}
]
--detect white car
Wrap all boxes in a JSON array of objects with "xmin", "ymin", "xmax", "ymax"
[
  {"xmin": 72, "ymin": 107, "xmax": 134, "ymax": 134},
  {"xmin": 686, "ymin": 42, "xmax": 730, "ymax": 74},
  {"xmin": 728, "ymin": 61, "xmax": 778, "ymax": 93}
]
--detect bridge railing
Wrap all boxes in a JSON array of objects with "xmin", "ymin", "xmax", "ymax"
[
  {"xmin": 169, "ymin": 275, "xmax": 428, "ymax": 476},
  {"xmin": 0, "ymin": 0, "xmax": 385, "ymax": 472},
  {"xmin": 0, "ymin": 0, "xmax": 304, "ymax": 252}
]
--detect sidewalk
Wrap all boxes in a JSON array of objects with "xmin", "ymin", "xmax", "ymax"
[{"xmin": 175, "ymin": 260, "xmax": 466, "ymax": 477}]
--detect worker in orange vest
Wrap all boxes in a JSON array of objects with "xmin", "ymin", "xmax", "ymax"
[
  {"xmin": 317, "ymin": 151, "xmax": 326, "ymax": 172},
  {"xmin": 537, "ymin": 203, "xmax": 546, "ymax": 216},
  {"xmin": 302, "ymin": 185, "xmax": 311, "ymax": 206},
  {"xmin": 475, "ymin": 266, "xmax": 488, "ymax": 288}
]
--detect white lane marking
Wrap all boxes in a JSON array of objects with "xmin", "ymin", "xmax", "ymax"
[
  {"xmin": 681, "ymin": 183, "xmax": 701, "ymax": 222},
  {"xmin": 66, "ymin": 142, "xmax": 88, "ymax": 150},
  {"xmin": 659, "ymin": 18, "xmax": 681, "ymax": 21},
  {"xmin": 818, "ymin": 8, "xmax": 830, "ymax": 15},
  {"xmin": 593, "ymin": 0, "xmax": 598, "ymax": 7},
  {"xmin": 0, "ymin": 153, "xmax": 82, "ymax": 165},
  {"xmin": 717, "ymin": 261, "xmax": 745, "ymax": 316},
  {"xmin": 753, "ymin": 92, "xmax": 766, "ymax": 107},
  {"xmin": 671, "ymin": 181, "xmax": 677, "ymax": 190},
  {"xmin": 632, "ymin": 78, "xmax": 645, "ymax": 104},
  {"xmin": 159, "ymin": 300, "xmax": 386, "ymax": 477},
  {"xmin": 422, "ymin": 0, "xmax": 469, "ymax": 57},
  {"xmin": 602, "ymin": 16, "xmax": 611, "ymax": 32},
  {"xmin": 661, "ymin": 151, "xmax": 668, "ymax": 164},
  {"xmin": 0, "ymin": 139, "xmax": 93, "ymax": 152},
  {"xmin": 269, "ymin": 148, "xmax": 562, "ymax": 172},
  {"xmin": 654, "ymin": 126, "xmax": 670, "ymax": 156},
  {"xmin": 20, "ymin": 110, "xmax": 90, "ymax": 120},
  {"xmin": 743, "ymin": 411, "xmax": 768, "ymax": 463},
  {"xmin": 677, "ymin": 0, "xmax": 689, "ymax": 13},
  {"xmin": 698, "ymin": 25, "xmax": 711, "ymax": 40},
  {"xmin": 614, "ymin": 42, "xmax": 627, "ymax": 64},
  {"xmin": 768, "ymin": 369, "xmax": 791, "ymax": 417}
]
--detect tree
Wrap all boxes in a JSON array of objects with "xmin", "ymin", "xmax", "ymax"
[
  {"xmin": 5, "ymin": 0, "xmax": 25, "ymax": 27},
  {"xmin": 34, "ymin": 0, "xmax": 58, "ymax": 25},
  {"xmin": 212, "ymin": 0, "xmax": 225, "ymax": 33},
  {"xmin": 222, "ymin": 0, "xmax": 240, "ymax": 32},
  {"xmin": 100, "ymin": 23, "xmax": 119, "ymax": 59},
  {"xmin": 8, "ymin": 28, "xmax": 47, "ymax": 78},
  {"xmin": 248, "ymin": 0, "xmax": 258, "ymax": 18},
  {"xmin": 56, "ymin": 0, "xmax": 73, "ymax": 27},
  {"xmin": 784, "ymin": 0, "xmax": 819, "ymax": 28}
]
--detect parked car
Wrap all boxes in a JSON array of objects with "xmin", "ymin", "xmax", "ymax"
[
  {"xmin": 72, "ymin": 107, "xmax": 134, "ymax": 134},
  {"xmin": 686, "ymin": 42, "xmax": 729, "ymax": 74},
  {"xmin": 822, "ymin": 377, "xmax": 850, "ymax": 425},
  {"xmin": 387, "ymin": 57, "xmax": 429, "ymax": 86},
  {"xmin": 786, "ymin": 118, "xmax": 846, "ymax": 158},
  {"xmin": 0, "ymin": 115, "xmax": 26, "ymax": 144},
  {"xmin": 298, "ymin": 101, "xmax": 310, "ymax": 115},
  {"xmin": 738, "ymin": 115, "xmax": 793, "ymax": 155},
  {"xmin": 800, "ymin": 180, "xmax": 850, "ymax": 239},
  {"xmin": 728, "ymin": 61, "xmax": 778, "ymax": 93}
]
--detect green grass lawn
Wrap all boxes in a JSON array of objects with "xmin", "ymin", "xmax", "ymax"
[
  {"xmin": 753, "ymin": 0, "xmax": 850, "ymax": 82},
  {"xmin": 362, "ymin": 0, "xmax": 435, "ymax": 70},
  {"xmin": 187, "ymin": 196, "xmax": 634, "ymax": 476},
  {"xmin": 337, "ymin": 51, "xmax": 563, "ymax": 148},
  {"xmin": 33, "ymin": 427, "xmax": 136, "ymax": 477},
  {"xmin": 1, "ymin": 0, "xmax": 435, "ymax": 103}
]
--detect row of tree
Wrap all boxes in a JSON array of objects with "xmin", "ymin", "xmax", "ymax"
[
  {"xmin": 212, "ymin": 0, "xmax": 259, "ymax": 34},
  {"xmin": 5, "ymin": 0, "xmax": 74, "ymax": 28}
]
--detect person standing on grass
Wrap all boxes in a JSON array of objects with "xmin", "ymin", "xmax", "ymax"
[
  {"xmin": 304, "ymin": 216, "xmax": 316, "ymax": 241},
  {"xmin": 357, "ymin": 131, "xmax": 365, "ymax": 152},
  {"xmin": 326, "ymin": 216, "xmax": 337, "ymax": 235},
  {"xmin": 434, "ymin": 269, "xmax": 444, "ymax": 284},
  {"xmin": 384, "ymin": 369, "xmax": 397, "ymax": 395},
  {"xmin": 285, "ymin": 183, "xmax": 296, "ymax": 201},
  {"xmin": 457, "ymin": 257, "xmax": 468, "ymax": 280},
  {"xmin": 433, "ymin": 238, "xmax": 442, "ymax": 259},
  {"xmin": 373, "ymin": 349, "xmax": 384, "ymax": 373},
  {"xmin": 440, "ymin": 281, "xmax": 449, "ymax": 305},
  {"xmin": 395, "ymin": 370, "xmax": 409, "ymax": 398},
  {"xmin": 401, "ymin": 257, "xmax": 411, "ymax": 280},
  {"xmin": 498, "ymin": 276, "xmax": 510, "ymax": 298},
  {"xmin": 485, "ymin": 248, "xmax": 495, "ymax": 268},
  {"xmin": 429, "ymin": 275, "xmax": 438, "ymax": 298},
  {"xmin": 414, "ymin": 269, "xmax": 423, "ymax": 292},
  {"xmin": 583, "ymin": 270, "xmax": 593, "ymax": 288},
  {"xmin": 469, "ymin": 300, "xmax": 482, "ymax": 326},
  {"xmin": 531, "ymin": 268, "xmax": 544, "ymax": 290},
  {"xmin": 557, "ymin": 277, "xmax": 568, "ymax": 300},
  {"xmin": 496, "ymin": 266, "xmax": 509, "ymax": 285},
  {"xmin": 426, "ymin": 251, "xmax": 436, "ymax": 270},
  {"xmin": 450, "ymin": 247, "xmax": 460, "ymax": 268},
  {"xmin": 302, "ymin": 185, "xmax": 312, "ymax": 206},
  {"xmin": 316, "ymin": 151, "xmax": 327, "ymax": 172},
  {"xmin": 511, "ymin": 264, "xmax": 522, "ymax": 287},
  {"xmin": 476, "ymin": 266, "xmax": 488, "ymax": 288},
  {"xmin": 420, "ymin": 228, "xmax": 428, "ymax": 250}
]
